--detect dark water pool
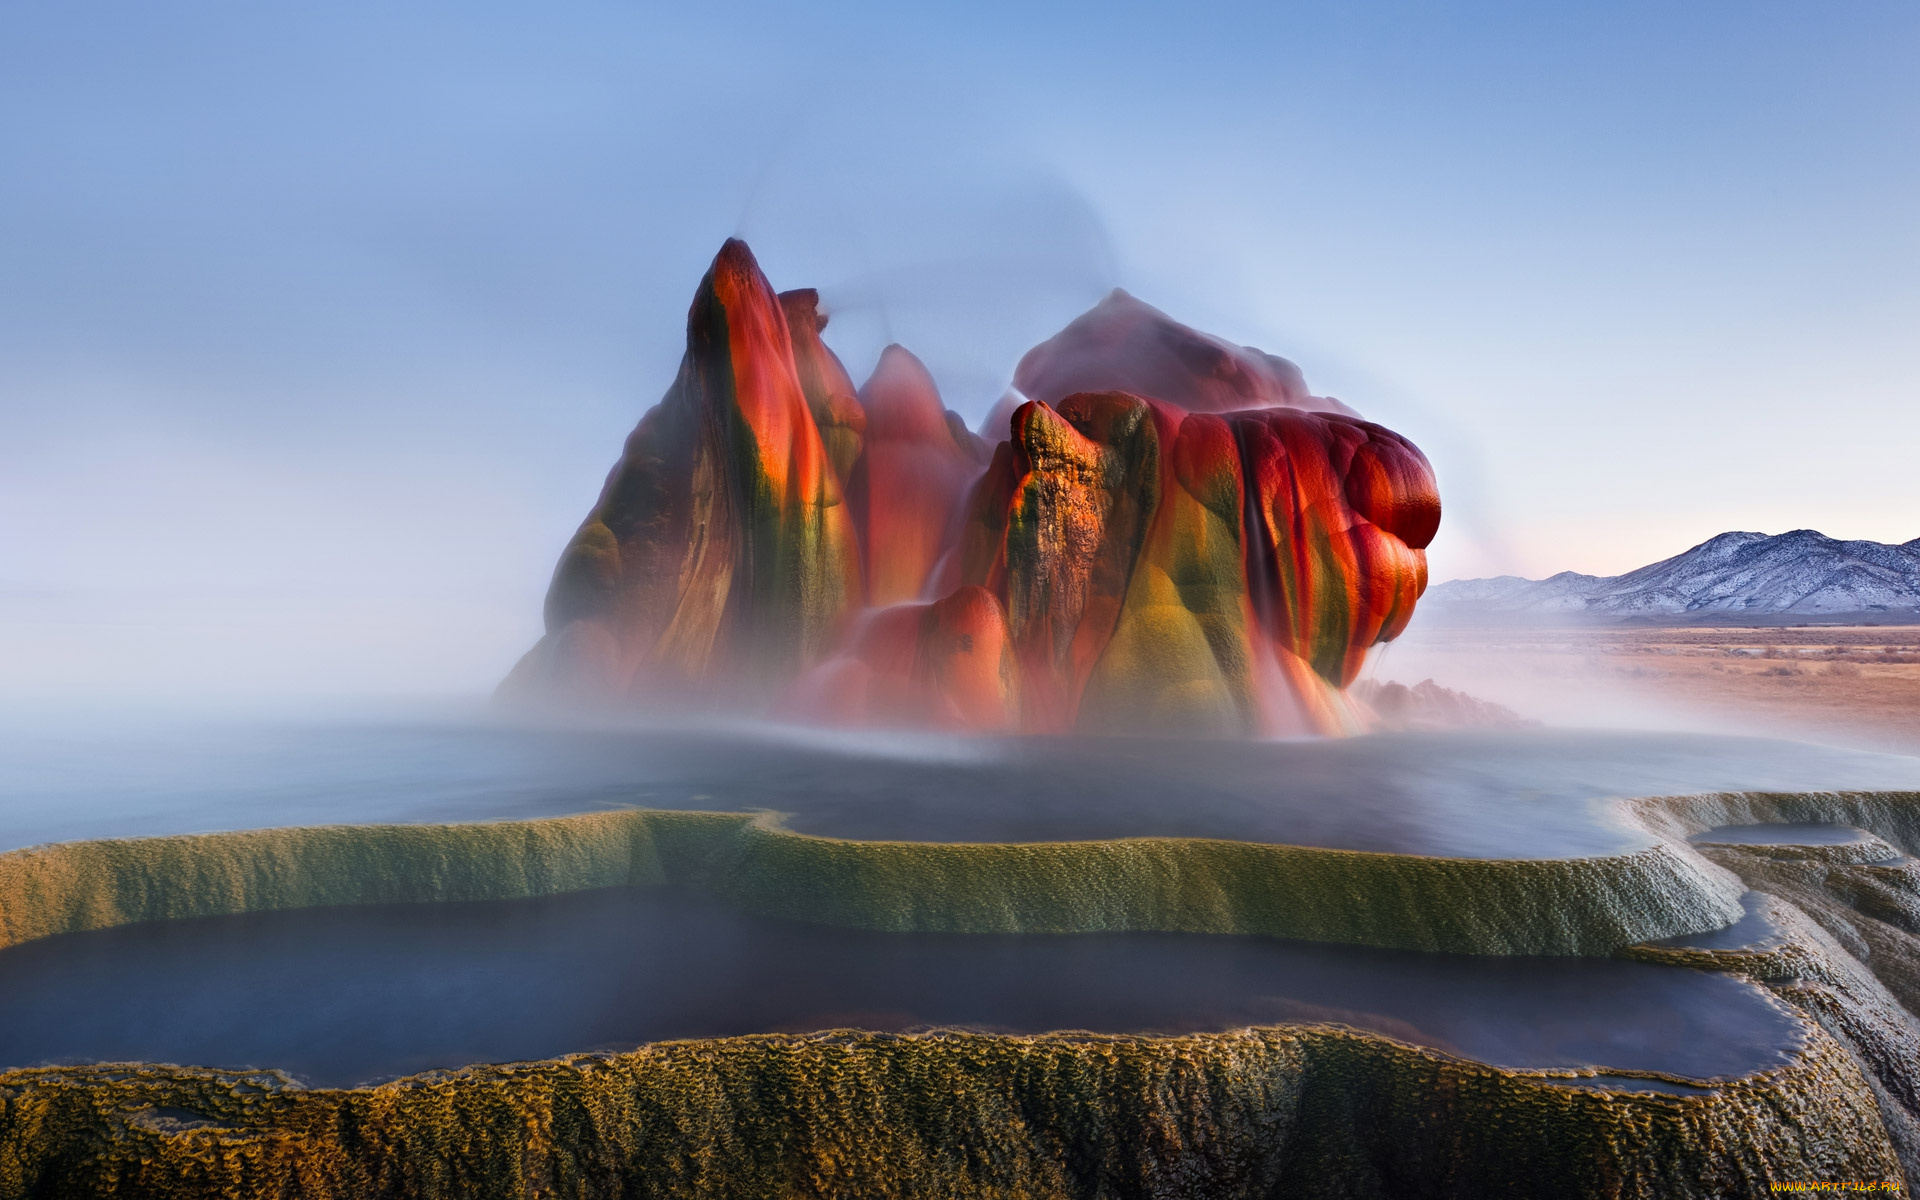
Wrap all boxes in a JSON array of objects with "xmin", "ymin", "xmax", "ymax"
[
  {"xmin": 1691, "ymin": 822, "xmax": 1881, "ymax": 848},
  {"xmin": 1651, "ymin": 892, "xmax": 1781, "ymax": 952},
  {"xmin": 0, "ymin": 887, "xmax": 1802, "ymax": 1089}
]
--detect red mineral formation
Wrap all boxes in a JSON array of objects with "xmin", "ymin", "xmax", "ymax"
[
  {"xmin": 505, "ymin": 242, "xmax": 1440, "ymax": 737},
  {"xmin": 500, "ymin": 240, "xmax": 860, "ymax": 705},
  {"xmin": 783, "ymin": 585, "xmax": 1017, "ymax": 730},
  {"xmin": 779, "ymin": 288, "xmax": 866, "ymax": 487},
  {"xmin": 1237, "ymin": 408, "xmax": 1437, "ymax": 690},
  {"xmin": 849, "ymin": 345, "xmax": 988, "ymax": 605},
  {"xmin": 892, "ymin": 391, "xmax": 1438, "ymax": 735},
  {"xmin": 991, "ymin": 289, "xmax": 1356, "ymax": 438}
]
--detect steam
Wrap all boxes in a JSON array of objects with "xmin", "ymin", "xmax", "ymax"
[{"xmin": 739, "ymin": 151, "xmax": 1121, "ymax": 423}]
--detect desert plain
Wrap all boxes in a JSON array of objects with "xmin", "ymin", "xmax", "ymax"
[{"xmin": 1382, "ymin": 621, "xmax": 1920, "ymax": 751}]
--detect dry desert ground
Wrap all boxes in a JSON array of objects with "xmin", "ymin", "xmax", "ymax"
[{"xmin": 1379, "ymin": 623, "xmax": 1920, "ymax": 752}]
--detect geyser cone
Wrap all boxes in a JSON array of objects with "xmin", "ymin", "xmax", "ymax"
[
  {"xmin": 502, "ymin": 239, "xmax": 859, "ymax": 704},
  {"xmin": 851, "ymin": 345, "xmax": 988, "ymax": 606}
]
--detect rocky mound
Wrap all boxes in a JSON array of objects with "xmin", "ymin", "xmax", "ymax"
[
  {"xmin": 1352, "ymin": 678, "xmax": 1536, "ymax": 731},
  {"xmin": 505, "ymin": 241, "xmax": 1442, "ymax": 736},
  {"xmin": 984, "ymin": 287, "xmax": 1355, "ymax": 438}
]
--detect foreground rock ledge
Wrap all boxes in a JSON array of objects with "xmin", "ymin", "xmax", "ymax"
[{"xmin": 0, "ymin": 1020, "xmax": 1896, "ymax": 1199}]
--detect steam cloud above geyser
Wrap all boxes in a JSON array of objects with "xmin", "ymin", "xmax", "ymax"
[{"xmin": 501, "ymin": 241, "xmax": 1441, "ymax": 736}]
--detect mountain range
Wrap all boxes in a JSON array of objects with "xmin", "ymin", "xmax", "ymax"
[{"xmin": 1425, "ymin": 530, "xmax": 1920, "ymax": 622}]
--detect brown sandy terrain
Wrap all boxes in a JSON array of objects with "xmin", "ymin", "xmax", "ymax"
[{"xmin": 1381, "ymin": 623, "xmax": 1920, "ymax": 752}]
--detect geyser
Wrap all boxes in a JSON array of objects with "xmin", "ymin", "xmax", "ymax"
[{"xmin": 501, "ymin": 240, "xmax": 1440, "ymax": 734}]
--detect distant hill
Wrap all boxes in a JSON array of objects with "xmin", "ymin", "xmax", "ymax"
[{"xmin": 1426, "ymin": 530, "xmax": 1920, "ymax": 624}]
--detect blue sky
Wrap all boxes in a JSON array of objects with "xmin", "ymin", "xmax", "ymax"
[{"xmin": 2, "ymin": 1, "xmax": 1916, "ymax": 696}]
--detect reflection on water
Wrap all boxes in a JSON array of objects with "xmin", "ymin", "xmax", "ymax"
[
  {"xmin": 1, "ymin": 712, "xmax": 1918, "ymax": 857},
  {"xmin": 0, "ymin": 887, "xmax": 1800, "ymax": 1089},
  {"xmin": 1653, "ymin": 893, "xmax": 1781, "ymax": 952},
  {"xmin": 1690, "ymin": 822, "xmax": 1882, "ymax": 848}
]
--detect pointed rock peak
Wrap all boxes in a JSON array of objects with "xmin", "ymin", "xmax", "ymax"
[
  {"xmin": 713, "ymin": 236, "xmax": 759, "ymax": 275},
  {"xmin": 1089, "ymin": 287, "xmax": 1159, "ymax": 318},
  {"xmin": 697, "ymin": 238, "xmax": 783, "ymax": 320},
  {"xmin": 859, "ymin": 344, "xmax": 951, "ymax": 441}
]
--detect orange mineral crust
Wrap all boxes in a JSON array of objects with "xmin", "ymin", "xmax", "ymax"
[
  {"xmin": 505, "ymin": 240, "xmax": 1440, "ymax": 735},
  {"xmin": 887, "ymin": 392, "xmax": 1438, "ymax": 735},
  {"xmin": 784, "ymin": 585, "xmax": 1017, "ymax": 730},
  {"xmin": 778, "ymin": 288, "xmax": 867, "ymax": 488},
  {"xmin": 500, "ymin": 240, "xmax": 860, "ymax": 705}
]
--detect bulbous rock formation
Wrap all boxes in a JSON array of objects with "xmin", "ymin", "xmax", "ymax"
[
  {"xmin": 979, "ymin": 288, "xmax": 1357, "ymax": 440},
  {"xmin": 504, "ymin": 239, "xmax": 1440, "ymax": 735},
  {"xmin": 896, "ymin": 392, "xmax": 1437, "ymax": 735}
]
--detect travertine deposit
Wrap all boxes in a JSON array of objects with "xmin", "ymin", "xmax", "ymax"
[
  {"xmin": 503, "ymin": 241, "xmax": 1440, "ymax": 734},
  {"xmin": 1, "ymin": 790, "xmax": 1917, "ymax": 1197}
]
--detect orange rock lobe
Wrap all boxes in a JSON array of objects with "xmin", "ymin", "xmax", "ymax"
[{"xmin": 909, "ymin": 391, "xmax": 1437, "ymax": 734}]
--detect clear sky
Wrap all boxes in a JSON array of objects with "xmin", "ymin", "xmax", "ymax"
[{"xmin": 3, "ymin": 1, "xmax": 1916, "ymax": 697}]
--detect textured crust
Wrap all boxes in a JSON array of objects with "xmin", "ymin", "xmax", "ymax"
[
  {"xmin": 0, "ymin": 1021, "xmax": 1896, "ymax": 1200},
  {"xmin": 0, "ymin": 807, "xmax": 1749, "ymax": 957}
]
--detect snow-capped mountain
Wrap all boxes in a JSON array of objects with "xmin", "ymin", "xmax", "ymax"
[{"xmin": 1426, "ymin": 531, "xmax": 1920, "ymax": 619}]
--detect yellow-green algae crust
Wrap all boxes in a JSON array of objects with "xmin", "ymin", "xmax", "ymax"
[
  {"xmin": 0, "ymin": 1021, "xmax": 1896, "ymax": 1200},
  {"xmin": 0, "ymin": 807, "xmax": 1751, "ymax": 956},
  {"xmin": 5, "ymin": 788, "xmax": 1914, "ymax": 957}
]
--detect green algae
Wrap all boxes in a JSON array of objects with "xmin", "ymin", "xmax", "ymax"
[
  {"xmin": 0, "ymin": 811, "xmax": 734, "ymax": 952},
  {"xmin": 0, "ymin": 1022, "xmax": 1897, "ymax": 1200},
  {"xmin": 0, "ymin": 807, "xmax": 1745, "ymax": 957},
  {"xmin": 714, "ymin": 818, "xmax": 1745, "ymax": 953},
  {"xmin": 5, "ymin": 789, "xmax": 1917, "ymax": 960}
]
